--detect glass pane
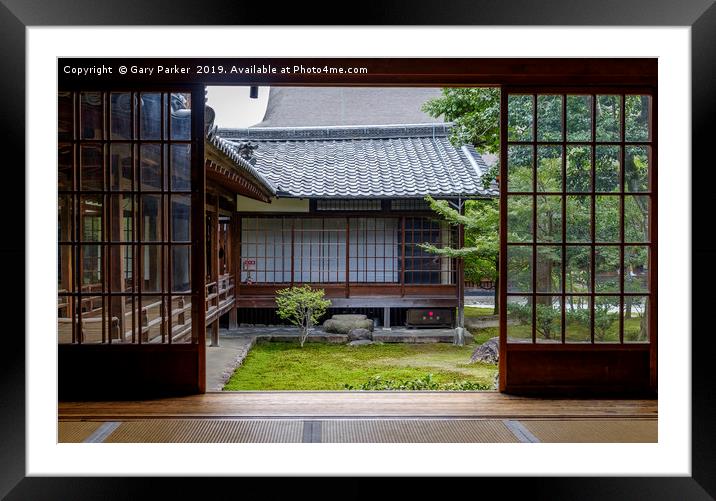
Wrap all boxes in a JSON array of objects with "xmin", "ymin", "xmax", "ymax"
[
  {"xmin": 80, "ymin": 144, "xmax": 103, "ymax": 191},
  {"xmin": 170, "ymin": 144, "xmax": 191, "ymax": 191},
  {"xmin": 79, "ymin": 305, "xmax": 114, "ymax": 344},
  {"xmin": 566, "ymin": 195, "xmax": 591, "ymax": 243},
  {"xmin": 58, "ymin": 195, "xmax": 73, "ymax": 242},
  {"xmin": 58, "ymin": 91, "xmax": 74, "ymax": 141},
  {"xmin": 110, "ymin": 92, "xmax": 132, "ymax": 140},
  {"xmin": 536, "ymin": 297, "xmax": 561, "ymax": 343},
  {"xmin": 81, "ymin": 244, "xmax": 102, "ymax": 286},
  {"xmin": 139, "ymin": 92, "xmax": 162, "ymax": 140},
  {"xmin": 170, "ymin": 295, "xmax": 193, "ymax": 343},
  {"xmin": 507, "ymin": 145, "xmax": 532, "ymax": 192},
  {"xmin": 109, "ymin": 194, "xmax": 133, "ymax": 242},
  {"xmin": 140, "ymin": 296, "xmax": 164, "ymax": 343},
  {"xmin": 108, "ymin": 295, "xmax": 134, "ymax": 343},
  {"xmin": 141, "ymin": 245, "xmax": 163, "ymax": 292},
  {"xmin": 566, "ymin": 146, "xmax": 591, "ymax": 192},
  {"xmin": 141, "ymin": 195, "xmax": 163, "ymax": 242},
  {"xmin": 566, "ymin": 95, "xmax": 592, "ymax": 142},
  {"xmin": 80, "ymin": 92, "xmax": 102, "ymax": 140},
  {"xmin": 140, "ymin": 144, "xmax": 162, "ymax": 191},
  {"xmin": 507, "ymin": 196, "xmax": 532, "ymax": 243},
  {"xmin": 565, "ymin": 296, "xmax": 591, "ymax": 343},
  {"xmin": 80, "ymin": 195, "xmax": 103, "ymax": 242},
  {"xmin": 595, "ymin": 195, "xmax": 620, "ymax": 242},
  {"xmin": 565, "ymin": 246, "xmax": 591, "ymax": 293},
  {"xmin": 536, "ymin": 195, "xmax": 562, "ymax": 243},
  {"xmin": 594, "ymin": 296, "xmax": 620, "ymax": 343},
  {"xmin": 57, "ymin": 294, "xmax": 75, "ymax": 344},
  {"xmin": 625, "ymin": 95, "xmax": 650, "ymax": 142},
  {"xmin": 596, "ymin": 95, "xmax": 621, "ymax": 142},
  {"xmin": 172, "ymin": 245, "xmax": 191, "ymax": 293},
  {"xmin": 625, "ymin": 146, "xmax": 649, "ymax": 192},
  {"xmin": 624, "ymin": 195, "xmax": 649, "ymax": 243},
  {"xmin": 624, "ymin": 296, "xmax": 649, "ymax": 343},
  {"xmin": 170, "ymin": 92, "xmax": 191, "ymax": 140},
  {"xmin": 537, "ymin": 146, "xmax": 562, "ymax": 192},
  {"xmin": 508, "ymin": 94, "xmax": 534, "ymax": 142},
  {"xmin": 595, "ymin": 145, "xmax": 621, "ymax": 192},
  {"xmin": 507, "ymin": 296, "xmax": 533, "ymax": 343},
  {"xmin": 109, "ymin": 245, "xmax": 134, "ymax": 292},
  {"xmin": 109, "ymin": 143, "xmax": 133, "ymax": 191},
  {"xmin": 536, "ymin": 246, "xmax": 561, "ymax": 293},
  {"xmin": 171, "ymin": 195, "xmax": 191, "ymax": 242},
  {"xmin": 58, "ymin": 144, "xmax": 73, "ymax": 191},
  {"xmin": 624, "ymin": 245, "xmax": 649, "ymax": 292},
  {"xmin": 537, "ymin": 95, "xmax": 562, "ymax": 141},
  {"xmin": 507, "ymin": 245, "xmax": 532, "ymax": 293},
  {"xmin": 595, "ymin": 246, "xmax": 620, "ymax": 292},
  {"xmin": 58, "ymin": 245, "xmax": 73, "ymax": 291}
]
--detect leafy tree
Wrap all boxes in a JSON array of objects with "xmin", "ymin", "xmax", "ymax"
[{"xmin": 275, "ymin": 285, "xmax": 331, "ymax": 347}]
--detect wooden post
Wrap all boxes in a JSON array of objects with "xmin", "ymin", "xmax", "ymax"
[
  {"xmin": 455, "ymin": 198, "xmax": 465, "ymax": 346},
  {"xmin": 383, "ymin": 307, "xmax": 391, "ymax": 330},
  {"xmin": 211, "ymin": 319, "xmax": 219, "ymax": 347},
  {"xmin": 229, "ymin": 307, "xmax": 238, "ymax": 330}
]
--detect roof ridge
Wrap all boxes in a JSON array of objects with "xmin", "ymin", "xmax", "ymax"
[{"xmin": 217, "ymin": 123, "xmax": 453, "ymax": 142}]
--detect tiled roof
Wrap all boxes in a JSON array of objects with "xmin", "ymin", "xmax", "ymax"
[
  {"xmin": 205, "ymin": 127, "xmax": 276, "ymax": 195},
  {"xmin": 217, "ymin": 124, "xmax": 497, "ymax": 199},
  {"xmin": 254, "ymin": 87, "xmax": 443, "ymax": 127}
]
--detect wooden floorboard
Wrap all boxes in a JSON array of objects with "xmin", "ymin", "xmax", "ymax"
[{"xmin": 59, "ymin": 392, "xmax": 657, "ymax": 420}]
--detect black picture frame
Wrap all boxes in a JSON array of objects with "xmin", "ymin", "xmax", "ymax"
[{"xmin": 3, "ymin": 1, "xmax": 714, "ymax": 498}]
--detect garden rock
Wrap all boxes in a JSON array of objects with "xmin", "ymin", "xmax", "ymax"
[
  {"xmin": 323, "ymin": 314, "xmax": 374, "ymax": 334},
  {"xmin": 348, "ymin": 339, "xmax": 374, "ymax": 346},
  {"xmin": 469, "ymin": 336, "xmax": 500, "ymax": 364},
  {"xmin": 347, "ymin": 328, "xmax": 372, "ymax": 341}
]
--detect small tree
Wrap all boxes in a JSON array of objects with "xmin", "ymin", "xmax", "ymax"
[{"xmin": 275, "ymin": 285, "xmax": 331, "ymax": 347}]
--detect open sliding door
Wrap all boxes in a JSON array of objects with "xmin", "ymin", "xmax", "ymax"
[
  {"xmin": 58, "ymin": 85, "xmax": 206, "ymax": 398},
  {"xmin": 499, "ymin": 87, "xmax": 657, "ymax": 395}
]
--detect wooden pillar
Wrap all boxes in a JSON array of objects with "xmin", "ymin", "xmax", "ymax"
[
  {"xmin": 210, "ymin": 319, "xmax": 220, "ymax": 347},
  {"xmin": 455, "ymin": 198, "xmax": 465, "ymax": 346},
  {"xmin": 229, "ymin": 307, "xmax": 238, "ymax": 330},
  {"xmin": 383, "ymin": 307, "xmax": 391, "ymax": 330}
]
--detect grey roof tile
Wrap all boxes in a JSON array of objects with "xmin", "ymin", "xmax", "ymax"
[{"xmin": 217, "ymin": 124, "xmax": 497, "ymax": 199}]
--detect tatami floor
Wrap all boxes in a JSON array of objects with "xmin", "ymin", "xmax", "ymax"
[{"xmin": 58, "ymin": 392, "xmax": 657, "ymax": 443}]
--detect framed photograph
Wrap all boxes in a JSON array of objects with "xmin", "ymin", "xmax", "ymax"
[{"xmin": 4, "ymin": 2, "xmax": 714, "ymax": 498}]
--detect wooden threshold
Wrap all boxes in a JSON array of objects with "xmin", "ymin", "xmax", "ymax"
[{"xmin": 59, "ymin": 392, "xmax": 657, "ymax": 421}]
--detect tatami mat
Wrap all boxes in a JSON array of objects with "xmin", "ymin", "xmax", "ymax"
[
  {"xmin": 522, "ymin": 419, "xmax": 657, "ymax": 443},
  {"xmin": 58, "ymin": 421, "xmax": 104, "ymax": 443},
  {"xmin": 57, "ymin": 418, "xmax": 658, "ymax": 443},
  {"xmin": 104, "ymin": 419, "xmax": 303, "ymax": 443},
  {"xmin": 321, "ymin": 419, "xmax": 518, "ymax": 443}
]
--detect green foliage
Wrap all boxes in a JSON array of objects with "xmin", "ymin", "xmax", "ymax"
[
  {"xmin": 344, "ymin": 373, "xmax": 492, "ymax": 391},
  {"xmin": 222, "ymin": 342, "xmax": 497, "ymax": 391},
  {"xmin": 422, "ymin": 88, "xmax": 500, "ymax": 155},
  {"xmin": 275, "ymin": 285, "xmax": 331, "ymax": 347}
]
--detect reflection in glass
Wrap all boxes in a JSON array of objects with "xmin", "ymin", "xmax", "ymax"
[
  {"xmin": 594, "ymin": 296, "xmax": 620, "ymax": 343},
  {"xmin": 537, "ymin": 146, "xmax": 562, "ymax": 192},
  {"xmin": 110, "ymin": 143, "xmax": 132, "ymax": 191},
  {"xmin": 507, "ymin": 296, "xmax": 532, "ymax": 343},
  {"xmin": 565, "ymin": 296, "xmax": 591, "ymax": 343},
  {"xmin": 537, "ymin": 195, "xmax": 562, "ymax": 243},
  {"xmin": 537, "ymin": 95, "xmax": 563, "ymax": 141},
  {"xmin": 139, "ymin": 93, "xmax": 162, "ymax": 140},
  {"xmin": 536, "ymin": 297, "xmax": 561, "ymax": 343},
  {"xmin": 80, "ymin": 92, "xmax": 102, "ymax": 140},
  {"xmin": 80, "ymin": 144, "xmax": 103, "ymax": 191},
  {"xmin": 596, "ymin": 95, "xmax": 621, "ymax": 142},
  {"xmin": 595, "ymin": 195, "xmax": 620, "ymax": 242},
  {"xmin": 110, "ymin": 92, "xmax": 132, "ymax": 140},
  {"xmin": 507, "ymin": 196, "xmax": 533, "ymax": 243},
  {"xmin": 566, "ymin": 95, "xmax": 592, "ymax": 142},
  {"xmin": 507, "ymin": 246, "xmax": 532, "ymax": 293},
  {"xmin": 140, "ymin": 144, "xmax": 162, "ymax": 190},
  {"xmin": 507, "ymin": 145, "xmax": 532, "ymax": 192},
  {"xmin": 171, "ymin": 144, "xmax": 191, "ymax": 191},
  {"xmin": 595, "ymin": 145, "xmax": 621, "ymax": 192},
  {"xmin": 508, "ymin": 95, "xmax": 534, "ymax": 142},
  {"xmin": 625, "ymin": 95, "xmax": 650, "ymax": 142}
]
